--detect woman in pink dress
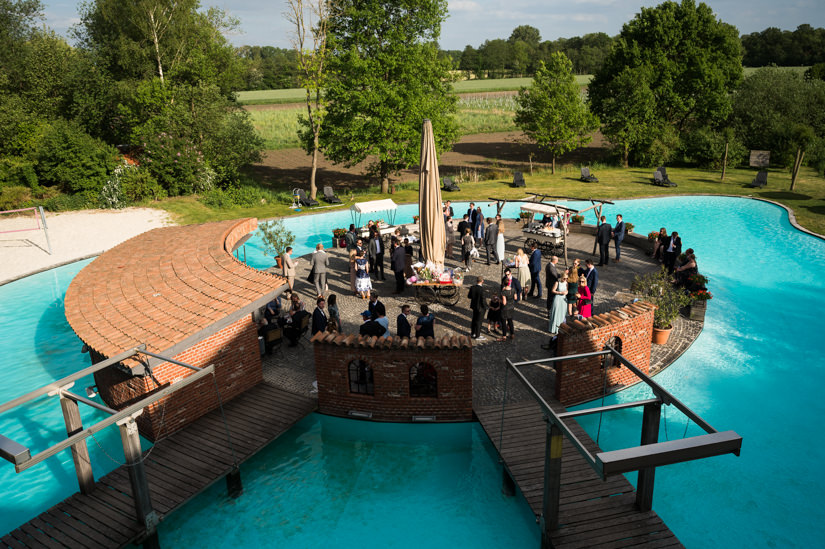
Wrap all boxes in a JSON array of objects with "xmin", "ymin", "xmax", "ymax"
[{"xmin": 576, "ymin": 275, "xmax": 592, "ymax": 318}]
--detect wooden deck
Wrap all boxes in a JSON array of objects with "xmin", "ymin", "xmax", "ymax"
[
  {"xmin": 2, "ymin": 383, "xmax": 317, "ymax": 549},
  {"xmin": 476, "ymin": 401, "xmax": 684, "ymax": 549}
]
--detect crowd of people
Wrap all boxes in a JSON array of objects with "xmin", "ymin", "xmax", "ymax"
[{"xmin": 259, "ymin": 204, "xmax": 699, "ymax": 350}]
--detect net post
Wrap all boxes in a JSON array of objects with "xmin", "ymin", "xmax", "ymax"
[{"xmin": 38, "ymin": 206, "xmax": 52, "ymax": 255}]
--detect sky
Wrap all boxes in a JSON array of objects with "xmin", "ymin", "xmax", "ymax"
[{"xmin": 41, "ymin": 0, "xmax": 823, "ymax": 51}]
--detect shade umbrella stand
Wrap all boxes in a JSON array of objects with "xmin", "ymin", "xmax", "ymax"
[{"xmin": 418, "ymin": 119, "xmax": 446, "ymax": 270}]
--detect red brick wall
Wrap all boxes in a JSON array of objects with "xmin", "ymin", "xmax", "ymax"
[
  {"xmin": 555, "ymin": 302, "xmax": 655, "ymax": 406},
  {"xmin": 94, "ymin": 315, "xmax": 262, "ymax": 441},
  {"xmin": 313, "ymin": 339, "xmax": 473, "ymax": 422}
]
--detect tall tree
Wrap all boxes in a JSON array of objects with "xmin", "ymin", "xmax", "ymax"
[
  {"xmin": 286, "ymin": 0, "xmax": 329, "ymax": 201},
  {"xmin": 732, "ymin": 67, "xmax": 825, "ymax": 188},
  {"xmin": 77, "ymin": 0, "xmax": 242, "ymax": 94},
  {"xmin": 320, "ymin": 0, "xmax": 458, "ymax": 193},
  {"xmin": 514, "ymin": 53, "xmax": 599, "ymax": 174},
  {"xmin": 594, "ymin": 66, "xmax": 657, "ymax": 167},
  {"xmin": 589, "ymin": 0, "xmax": 742, "ymax": 164}
]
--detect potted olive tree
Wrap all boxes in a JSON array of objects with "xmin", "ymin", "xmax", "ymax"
[
  {"xmin": 257, "ymin": 219, "xmax": 295, "ymax": 270},
  {"xmin": 631, "ymin": 267, "xmax": 690, "ymax": 344}
]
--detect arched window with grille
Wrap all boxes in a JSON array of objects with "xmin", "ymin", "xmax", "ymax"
[
  {"xmin": 348, "ymin": 359, "xmax": 374, "ymax": 395},
  {"xmin": 410, "ymin": 362, "xmax": 437, "ymax": 398},
  {"xmin": 602, "ymin": 336, "xmax": 623, "ymax": 369}
]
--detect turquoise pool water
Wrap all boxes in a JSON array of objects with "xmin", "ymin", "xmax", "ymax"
[
  {"xmin": 0, "ymin": 259, "xmax": 149, "ymax": 530},
  {"xmin": 1, "ymin": 196, "xmax": 823, "ymax": 547},
  {"xmin": 157, "ymin": 415, "xmax": 540, "ymax": 548}
]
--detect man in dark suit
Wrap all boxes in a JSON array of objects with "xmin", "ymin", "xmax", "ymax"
[
  {"xmin": 466, "ymin": 202, "xmax": 476, "ymax": 225},
  {"xmin": 527, "ymin": 242, "xmax": 542, "ymax": 298},
  {"xmin": 584, "ymin": 259, "xmax": 599, "ymax": 297},
  {"xmin": 612, "ymin": 214, "xmax": 625, "ymax": 262},
  {"xmin": 483, "ymin": 218, "xmax": 499, "ymax": 265},
  {"xmin": 311, "ymin": 296, "xmax": 327, "ymax": 335},
  {"xmin": 368, "ymin": 293, "xmax": 384, "ymax": 319},
  {"xmin": 597, "ymin": 216, "xmax": 612, "ymax": 266},
  {"xmin": 457, "ymin": 214, "xmax": 470, "ymax": 238},
  {"xmin": 397, "ymin": 304, "xmax": 412, "ymax": 338},
  {"xmin": 467, "ymin": 276, "xmax": 487, "ymax": 339},
  {"xmin": 368, "ymin": 229, "xmax": 386, "ymax": 280},
  {"xmin": 390, "ymin": 239, "xmax": 406, "ymax": 294},
  {"xmin": 663, "ymin": 230, "xmax": 682, "ymax": 273}
]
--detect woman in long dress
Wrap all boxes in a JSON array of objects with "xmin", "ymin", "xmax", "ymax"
[
  {"xmin": 495, "ymin": 222, "xmax": 505, "ymax": 262},
  {"xmin": 566, "ymin": 262, "xmax": 580, "ymax": 316},
  {"xmin": 354, "ymin": 250, "xmax": 372, "ymax": 300},
  {"xmin": 549, "ymin": 269, "xmax": 569, "ymax": 334},
  {"xmin": 576, "ymin": 275, "xmax": 592, "ymax": 318},
  {"xmin": 349, "ymin": 249, "xmax": 358, "ymax": 295},
  {"xmin": 514, "ymin": 248, "xmax": 530, "ymax": 300}
]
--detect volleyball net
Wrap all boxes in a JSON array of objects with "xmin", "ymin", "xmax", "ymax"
[{"xmin": 0, "ymin": 206, "xmax": 52, "ymax": 254}]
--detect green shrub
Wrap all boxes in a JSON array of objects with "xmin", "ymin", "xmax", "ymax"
[
  {"xmin": 0, "ymin": 186, "xmax": 33, "ymax": 210},
  {"xmin": 33, "ymin": 119, "xmax": 119, "ymax": 193},
  {"xmin": 678, "ymin": 127, "xmax": 747, "ymax": 169},
  {"xmin": 119, "ymin": 166, "xmax": 166, "ymax": 202},
  {"xmin": 138, "ymin": 131, "xmax": 206, "ymax": 196},
  {"xmin": 0, "ymin": 158, "xmax": 39, "ymax": 189},
  {"xmin": 38, "ymin": 191, "xmax": 98, "ymax": 211}
]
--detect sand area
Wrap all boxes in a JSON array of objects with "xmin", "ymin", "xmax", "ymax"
[{"xmin": 0, "ymin": 208, "xmax": 175, "ymax": 285}]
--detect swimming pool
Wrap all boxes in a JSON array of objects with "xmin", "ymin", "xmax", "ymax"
[
  {"xmin": 1, "ymin": 196, "xmax": 823, "ymax": 547},
  {"xmin": 157, "ymin": 415, "xmax": 540, "ymax": 548}
]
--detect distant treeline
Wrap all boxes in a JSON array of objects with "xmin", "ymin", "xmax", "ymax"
[
  {"xmin": 235, "ymin": 24, "xmax": 825, "ymax": 91},
  {"xmin": 741, "ymin": 25, "xmax": 825, "ymax": 67}
]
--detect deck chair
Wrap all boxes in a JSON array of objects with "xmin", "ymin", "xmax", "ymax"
[
  {"xmin": 653, "ymin": 167, "xmax": 677, "ymax": 187},
  {"xmin": 511, "ymin": 172, "xmax": 526, "ymax": 188},
  {"xmin": 442, "ymin": 177, "xmax": 460, "ymax": 192},
  {"xmin": 297, "ymin": 188, "xmax": 319, "ymax": 207},
  {"xmin": 263, "ymin": 327, "xmax": 283, "ymax": 355},
  {"xmin": 747, "ymin": 171, "xmax": 767, "ymax": 188},
  {"xmin": 580, "ymin": 167, "xmax": 599, "ymax": 183},
  {"xmin": 322, "ymin": 186, "xmax": 342, "ymax": 204}
]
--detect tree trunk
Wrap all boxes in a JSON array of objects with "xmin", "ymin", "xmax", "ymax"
[
  {"xmin": 721, "ymin": 142, "xmax": 728, "ymax": 180},
  {"xmin": 307, "ymin": 88, "xmax": 319, "ymax": 200},
  {"xmin": 623, "ymin": 143, "xmax": 629, "ymax": 168},
  {"xmin": 381, "ymin": 161, "xmax": 390, "ymax": 193},
  {"xmin": 790, "ymin": 148, "xmax": 804, "ymax": 191},
  {"xmin": 148, "ymin": 11, "xmax": 165, "ymax": 84},
  {"xmin": 310, "ymin": 135, "xmax": 319, "ymax": 200},
  {"xmin": 551, "ymin": 155, "xmax": 556, "ymax": 175}
]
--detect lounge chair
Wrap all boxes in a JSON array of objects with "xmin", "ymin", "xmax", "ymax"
[
  {"xmin": 652, "ymin": 167, "xmax": 676, "ymax": 187},
  {"xmin": 511, "ymin": 172, "xmax": 526, "ymax": 188},
  {"xmin": 442, "ymin": 177, "xmax": 460, "ymax": 192},
  {"xmin": 747, "ymin": 171, "xmax": 767, "ymax": 189},
  {"xmin": 296, "ymin": 188, "xmax": 319, "ymax": 207},
  {"xmin": 580, "ymin": 167, "xmax": 599, "ymax": 183},
  {"xmin": 322, "ymin": 186, "xmax": 342, "ymax": 204}
]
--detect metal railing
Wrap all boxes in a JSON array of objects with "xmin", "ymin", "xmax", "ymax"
[
  {"xmin": 0, "ymin": 345, "xmax": 218, "ymax": 548},
  {"xmin": 501, "ymin": 345, "xmax": 743, "ymax": 542}
]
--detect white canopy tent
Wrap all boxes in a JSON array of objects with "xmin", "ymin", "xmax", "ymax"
[{"xmin": 350, "ymin": 199, "xmax": 398, "ymax": 227}]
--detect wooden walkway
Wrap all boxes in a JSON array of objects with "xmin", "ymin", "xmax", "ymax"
[
  {"xmin": 2, "ymin": 383, "xmax": 317, "ymax": 549},
  {"xmin": 476, "ymin": 401, "xmax": 684, "ymax": 549}
]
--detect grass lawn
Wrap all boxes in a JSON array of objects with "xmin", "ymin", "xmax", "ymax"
[{"xmin": 153, "ymin": 165, "xmax": 825, "ymax": 237}]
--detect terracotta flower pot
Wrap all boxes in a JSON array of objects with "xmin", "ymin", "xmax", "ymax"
[
  {"xmin": 652, "ymin": 326, "xmax": 672, "ymax": 345},
  {"xmin": 275, "ymin": 256, "xmax": 283, "ymax": 269}
]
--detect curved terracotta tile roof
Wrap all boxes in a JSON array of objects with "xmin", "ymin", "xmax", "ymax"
[{"xmin": 65, "ymin": 218, "xmax": 284, "ymax": 360}]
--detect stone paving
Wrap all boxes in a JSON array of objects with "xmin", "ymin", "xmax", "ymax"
[{"xmin": 260, "ymin": 219, "xmax": 704, "ymax": 406}]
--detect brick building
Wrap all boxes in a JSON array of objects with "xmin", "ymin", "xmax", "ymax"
[
  {"xmin": 555, "ymin": 301, "xmax": 656, "ymax": 406},
  {"xmin": 64, "ymin": 218, "xmax": 285, "ymax": 440},
  {"xmin": 312, "ymin": 332, "xmax": 474, "ymax": 422}
]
